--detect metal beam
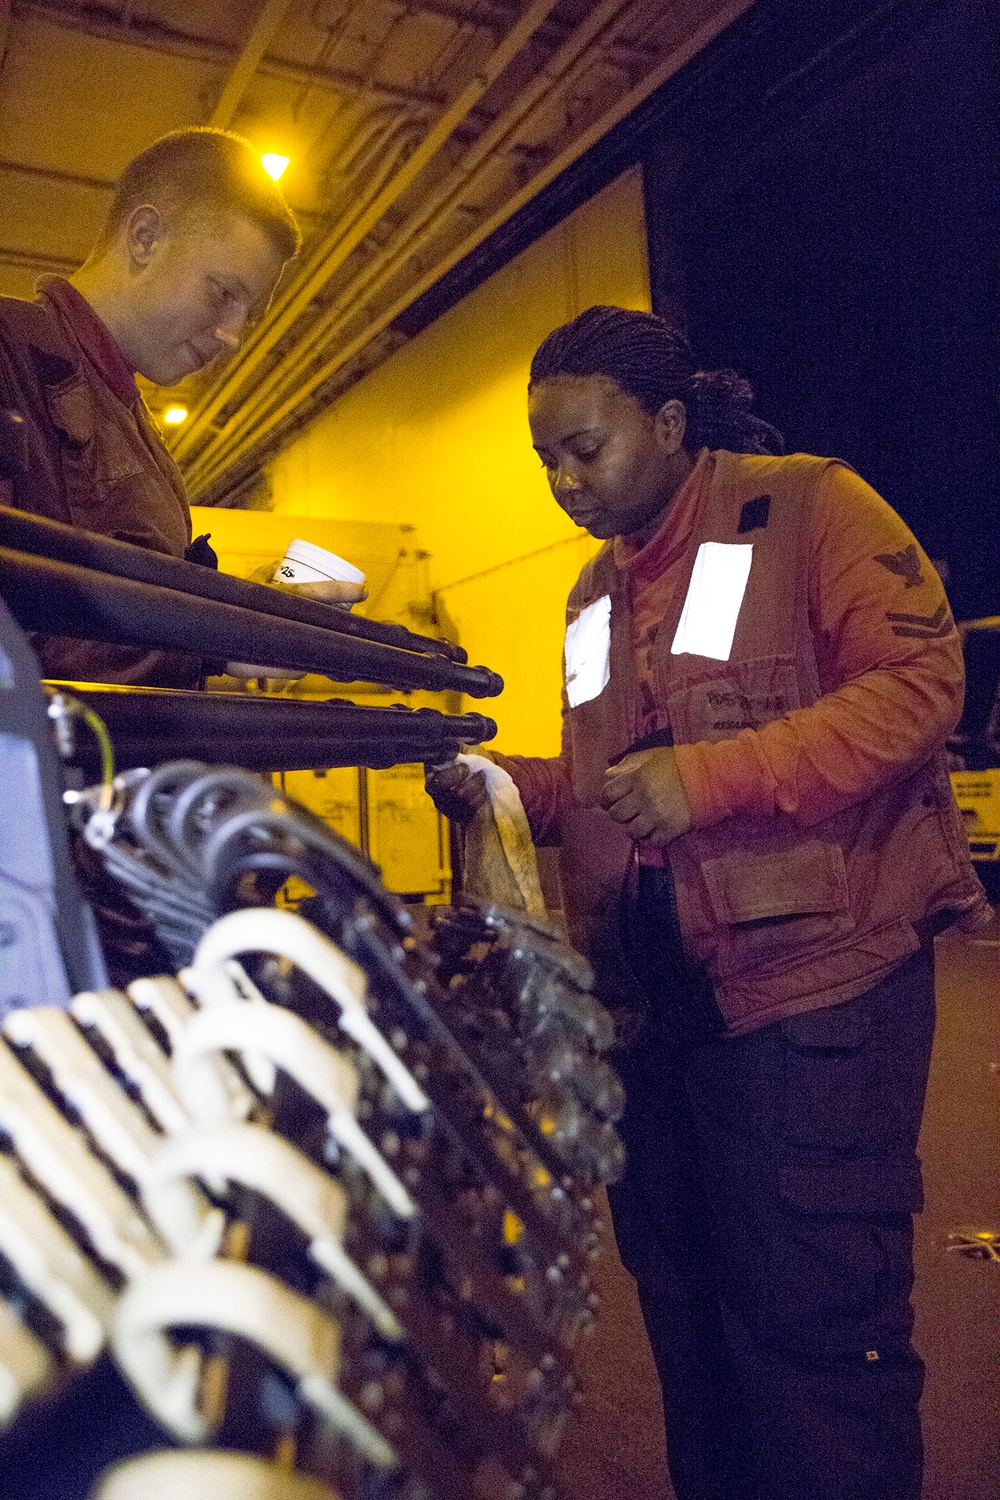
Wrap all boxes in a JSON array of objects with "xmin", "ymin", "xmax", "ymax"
[
  {"xmin": 0, "ymin": 157, "xmax": 321, "ymax": 236},
  {"xmin": 0, "ymin": 245, "xmax": 80, "ymax": 274},
  {"xmin": 208, "ymin": 0, "xmax": 293, "ymax": 129},
  {"xmin": 0, "ymin": 158, "xmax": 114, "ymax": 193},
  {"xmin": 172, "ymin": 0, "xmax": 566, "ymax": 461},
  {"xmin": 14, "ymin": 0, "xmax": 449, "ymax": 109},
  {"xmin": 402, "ymin": 0, "xmax": 658, "ymax": 64}
]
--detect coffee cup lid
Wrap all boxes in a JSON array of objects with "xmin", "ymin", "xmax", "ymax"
[{"xmin": 283, "ymin": 538, "xmax": 365, "ymax": 585}]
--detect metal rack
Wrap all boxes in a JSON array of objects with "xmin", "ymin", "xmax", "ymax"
[
  {"xmin": 0, "ymin": 514, "xmax": 503, "ymax": 699},
  {"xmin": 47, "ymin": 687, "xmax": 497, "ymax": 776}
]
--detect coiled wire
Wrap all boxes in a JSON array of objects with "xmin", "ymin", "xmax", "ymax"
[{"xmin": 73, "ymin": 761, "xmax": 405, "ymax": 968}]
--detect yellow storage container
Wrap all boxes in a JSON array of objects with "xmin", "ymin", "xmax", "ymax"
[{"xmin": 950, "ymin": 769, "xmax": 1000, "ymax": 861}]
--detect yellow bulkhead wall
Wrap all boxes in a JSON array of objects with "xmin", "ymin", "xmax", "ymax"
[{"xmin": 266, "ymin": 168, "xmax": 651, "ymax": 757}]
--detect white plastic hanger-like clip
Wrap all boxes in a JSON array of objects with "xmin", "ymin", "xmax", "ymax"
[
  {"xmin": 0, "ymin": 1152, "xmax": 112, "ymax": 1365},
  {"xmin": 4, "ymin": 1008, "xmax": 222, "ymax": 1260},
  {"xmin": 0, "ymin": 1294, "xmax": 52, "ymax": 1427},
  {"xmin": 127, "ymin": 975, "xmax": 255, "ymax": 1123},
  {"xmin": 0, "ymin": 1038, "xmax": 167, "ymax": 1282},
  {"xmin": 71, "ymin": 989, "xmax": 194, "ymax": 1138},
  {"xmin": 185, "ymin": 908, "xmax": 431, "ymax": 1116},
  {"xmin": 113, "ymin": 1259, "xmax": 396, "ymax": 1468},
  {"xmin": 92, "ymin": 1448, "xmax": 341, "ymax": 1500},
  {"xmin": 144, "ymin": 1122, "xmax": 403, "ymax": 1339},
  {"xmin": 173, "ymin": 997, "xmax": 418, "ymax": 1220}
]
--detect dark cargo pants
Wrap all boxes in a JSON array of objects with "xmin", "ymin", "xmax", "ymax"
[{"xmin": 607, "ymin": 912, "xmax": 934, "ymax": 1500}]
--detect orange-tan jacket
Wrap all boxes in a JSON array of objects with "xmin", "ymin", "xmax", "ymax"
[{"xmin": 499, "ymin": 450, "xmax": 988, "ymax": 1033}]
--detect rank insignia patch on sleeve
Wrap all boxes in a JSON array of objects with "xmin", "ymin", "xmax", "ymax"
[
  {"xmin": 886, "ymin": 601, "xmax": 954, "ymax": 639},
  {"xmin": 875, "ymin": 544, "xmax": 924, "ymax": 588}
]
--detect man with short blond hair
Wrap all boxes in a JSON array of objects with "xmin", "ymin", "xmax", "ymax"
[{"xmin": 0, "ymin": 127, "xmax": 354, "ymax": 686}]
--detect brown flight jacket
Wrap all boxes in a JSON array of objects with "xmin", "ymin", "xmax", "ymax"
[{"xmin": 0, "ymin": 277, "xmax": 203, "ymax": 687}]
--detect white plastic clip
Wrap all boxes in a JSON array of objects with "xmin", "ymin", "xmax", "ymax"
[
  {"xmin": 0, "ymin": 1040, "xmax": 167, "ymax": 1280},
  {"xmin": 127, "ymin": 976, "xmax": 255, "ymax": 1122},
  {"xmin": 0, "ymin": 1153, "xmax": 113, "ymax": 1361},
  {"xmin": 189, "ymin": 909, "xmax": 431, "ymax": 1115},
  {"xmin": 92, "ymin": 1449, "xmax": 341, "ymax": 1500},
  {"xmin": 145, "ymin": 1123, "xmax": 403, "ymax": 1339},
  {"xmin": 113, "ymin": 1259, "xmax": 396, "ymax": 1467},
  {"xmin": 71, "ymin": 990, "xmax": 193, "ymax": 1136},
  {"xmin": 173, "ymin": 1000, "xmax": 417, "ymax": 1220},
  {"xmin": 0, "ymin": 1295, "xmax": 52, "ymax": 1426},
  {"xmin": 4, "ymin": 1008, "xmax": 222, "ymax": 1260}
]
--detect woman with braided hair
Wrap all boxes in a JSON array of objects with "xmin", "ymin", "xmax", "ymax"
[
  {"xmin": 428, "ymin": 305, "xmax": 987, "ymax": 1500},
  {"xmin": 529, "ymin": 303, "xmax": 785, "ymax": 460}
]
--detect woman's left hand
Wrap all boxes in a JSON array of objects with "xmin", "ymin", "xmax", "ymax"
[{"xmin": 599, "ymin": 746, "xmax": 693, "ymax": 846}]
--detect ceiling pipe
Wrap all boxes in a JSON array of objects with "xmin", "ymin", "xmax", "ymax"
[
  {"xmin": 0, "ymin": 158, "xmax": 114, "ymax": 192},
  {"xmin": 0, "ymin": 245, "xmax": 80, "ymax": 274},
  {"xmin": 15, "ymin": 0, "xmax": 449, "ymax": 109},
  {"xmin": 171, "ymin": 0, "xmax": 565, "ymax": 462},
  {"xmin": 183, "ymin": 0, "xmax": 643, "ymax": 484},
  {"xmin": 187, "ymin": 0, "xmax": 756, "ymax": 499},
  {"xmin": 207, "ymin": 0, "xmax": 294, "ymax": 130}
]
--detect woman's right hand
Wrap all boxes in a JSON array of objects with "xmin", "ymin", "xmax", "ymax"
[{"xmin": 425, "ymin": 761, "xmax": 489, "ymax": 822}]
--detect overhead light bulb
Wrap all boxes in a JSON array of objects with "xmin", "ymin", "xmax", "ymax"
[
  {"xmin": 261, "ymin": 153, "xmax": 290, "ymax": 181},
  {"xmin": 163, "ymin": 406, "xmax": 188, "ymax": 425}
]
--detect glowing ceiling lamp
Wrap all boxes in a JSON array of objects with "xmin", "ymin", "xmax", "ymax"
[
  {"xmin": 261, "ymin": 153, "xmax": 290, "ymax": 181},
  {"xmin": 163, "ymin": 406, "xmax": 188, "ymax": 425}
]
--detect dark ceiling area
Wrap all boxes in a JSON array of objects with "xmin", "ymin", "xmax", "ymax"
[{"xmin": 651, "ymin": 0, "xmax": 997, "ymax": 621}]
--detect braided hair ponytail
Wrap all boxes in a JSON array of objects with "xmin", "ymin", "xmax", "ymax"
[{"xmin": 529, "ymin": 305, "xmax": 784, "ymax": 456}]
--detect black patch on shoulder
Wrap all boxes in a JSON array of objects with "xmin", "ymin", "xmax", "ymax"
[
  {"xmin": 29, "ymin": 346, "xmax": 77, "ymax": 388},
  {"xmin": 737, "ymin": 495, "xmax": 771, "ymax": 533},
  {"xmin": 875, "ymin": 544, "xmax": 924, "ymax": 588}
]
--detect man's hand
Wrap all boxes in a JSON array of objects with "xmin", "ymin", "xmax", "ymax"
[
  {"xmin": 425, "ymin": 761, "xmax": 489, "ymax": 822},
  {"xmin": 247, "ymin": 562, "xmax": 369, "ymax": 612},
  {"xmin": 599, "ymin": 746, "xmax": 693, "ymax": 846},
  {"xmin": 282, "ymin": 577, "xmax": 367, "ymax": 610}
]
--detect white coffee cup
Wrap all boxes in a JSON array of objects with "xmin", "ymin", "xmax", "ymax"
[{"xmin": 271, "ymin": 538, "xmax": 366, "ymax": 589}]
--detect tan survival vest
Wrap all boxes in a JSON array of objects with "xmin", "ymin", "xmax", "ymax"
[{"xmin": 556, "ymin": 450, "xmax": 986, "ymax": 1033}]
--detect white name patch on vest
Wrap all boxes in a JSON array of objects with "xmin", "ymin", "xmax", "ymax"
[
  {"xmin": 671, "ymin": 542, "xmax": 754, "ymax": 662},
  {"xmin": 565, "ymin": 594, "xmax": 612, "ymax": 707}
]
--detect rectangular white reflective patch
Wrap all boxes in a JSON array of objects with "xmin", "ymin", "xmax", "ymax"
[
  {"xmin": 565, "ymin": 594, "xmax": 612, "ymax": 708},
  {"xmin": 670, "ymin": 542, "xmax": 753, "ymax": 662}
]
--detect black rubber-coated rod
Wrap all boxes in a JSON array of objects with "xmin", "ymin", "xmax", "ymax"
[
  {"xmin": 1, "ymin": 549, "xmax": 504, "ymax": 698},
  {"xmin": 53, "ymin": 686, "xmax": 497, "ymax": 773},
  {"xmin": 0, "ymin": 504, "xmax": 468, "ymax": 662}
]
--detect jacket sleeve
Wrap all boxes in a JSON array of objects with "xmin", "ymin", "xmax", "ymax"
[
  {"xmin": 490, "ymin": 751, "xmax": 575, "ymax": 847},
  {"xmin": 674, "ymin": 464, "xmax": 965, "ymax": 829},
  {"xmin": 0, "ymin": 307, "xmax": 204, "ymax": 689}
]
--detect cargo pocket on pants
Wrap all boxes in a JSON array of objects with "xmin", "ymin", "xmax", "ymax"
[
  {"xmin": 771, "ymin": 1158, "xmax": 924, "ymax": 1363},
  {"xmin": 780, "ymin": 998, "xmax": 874, "ymax": 1151}
]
